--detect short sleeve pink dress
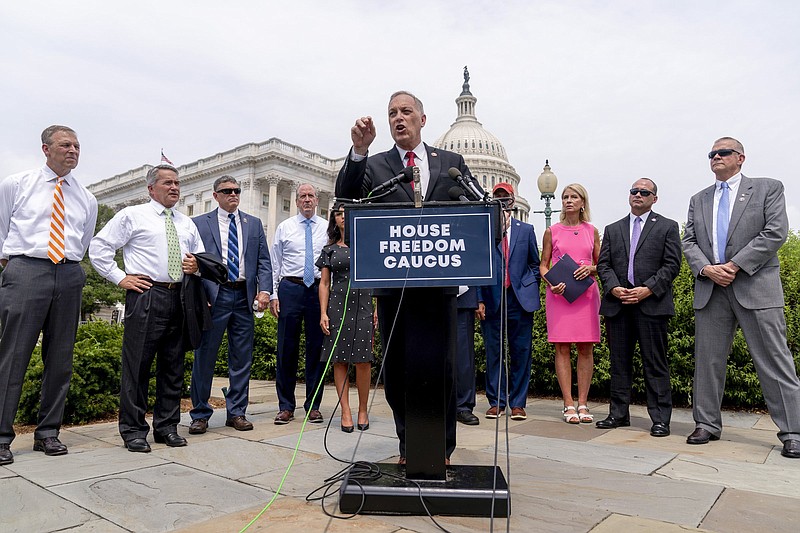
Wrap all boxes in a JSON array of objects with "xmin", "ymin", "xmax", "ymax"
[{"xmin": 544, "ymin": 222, "xmax": 601, "ymax": 343}]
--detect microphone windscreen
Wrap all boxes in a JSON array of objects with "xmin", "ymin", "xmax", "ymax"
[
  {"xmin": 400, "ymin": 166, "xmax": 414, "ymax": 183},
  {"xmin": 448, "ymin": 186, "xmax": 465, "ymax": 200},
  {"xmin": 448, "ymin": 167, "xmax": 462, "ymax": 179}
]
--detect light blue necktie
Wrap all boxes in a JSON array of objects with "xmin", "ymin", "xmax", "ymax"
[
  {"xmin": 717, "ymin": 182, "xmax": 730, "ymax": 263},
  {"xmin": 227, "ymin": 213, "xmax": 239, "ymax": 282},
  {"xmin": 627, "ymin": 216, "xmax": 642, "ymax": 285},
  {"xmin": 303, "ymin": 218, "xmax": 314, "ymax": 287}
]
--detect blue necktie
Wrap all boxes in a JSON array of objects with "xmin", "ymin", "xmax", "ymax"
[
  {"xmin": 227, "ymin": 213, "xmax": 239, "ymax": 282},
  {"xmin": 627, "ymin": 216, "xmax": 642, "ymax": 285},
  {"xmin": 303, "ymin": 218, "xmax": 314, "ymax": 287},
  {"xmin": 717, "ymin": 182, "xmax": 730, "ymax": 263}
]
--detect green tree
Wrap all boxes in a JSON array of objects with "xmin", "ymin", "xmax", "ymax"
[{"xmin": 80, "ymin": 204, "xmax": 125, "ymax": 320}]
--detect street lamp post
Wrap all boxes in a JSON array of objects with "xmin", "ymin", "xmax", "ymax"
[{"xmin": 533, "ymin": 160, "xmax": 559, "ymax": 228}]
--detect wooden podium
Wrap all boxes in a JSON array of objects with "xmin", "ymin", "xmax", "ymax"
[{"xmin": 338, "ymin": 202, "xmax": 509, "ymax": 517}]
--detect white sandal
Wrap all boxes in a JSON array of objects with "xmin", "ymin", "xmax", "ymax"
[
  {"xmin": 577, "ymin": 405, "xmax": 593, "ymax": 423},
  {"xmin": 563, "ymin": 406, "xmax": 580, "ymax": 424}
]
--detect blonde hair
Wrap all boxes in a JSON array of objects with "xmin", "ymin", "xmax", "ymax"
[{"xmin": 559, "ymin": 183, "xmax": 591, "ymax": 222}]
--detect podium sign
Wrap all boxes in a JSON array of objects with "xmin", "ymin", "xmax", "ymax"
[{"xmin": 347, "ymin": 203, "xmax": 497, "ymax": 288}]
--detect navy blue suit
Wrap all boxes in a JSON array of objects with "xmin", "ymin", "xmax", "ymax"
[
  {"xmin": 190, "ymin": 208, "xmax": 272, "ymax": 421},
  {"xmin": 456, "ymin": 288, "xmax": 478, "ymax": 414},
  {"xmin": 478, "ymin": 217, "xmax": 541, "ymax": 410}
]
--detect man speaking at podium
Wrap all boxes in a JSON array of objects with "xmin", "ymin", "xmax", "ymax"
[{"xmin": 336, "ymin": 90, "xmax": 478, "ymax": 464}]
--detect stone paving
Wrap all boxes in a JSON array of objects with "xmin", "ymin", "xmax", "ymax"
[{"xmin": 1, "ymin": 378, "xmax": 797, "ymax": 532}]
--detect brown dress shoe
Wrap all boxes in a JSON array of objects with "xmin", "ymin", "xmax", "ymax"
[
  {"xmin": 33, "ymin": 436, "xmax": 68, "ymax": 456},
  {"xmin": 308, "ymin": 409, "xmax": 323, "ymax": 423},
  {"xmin": 485, "ymin": 406, "xmax": 505, "ymax": 419},
  {"xmin": 686, "ymin": 427, "xmax": 720, "ymax": 445},
  {"xmin": 188, "ymin": 418, "xmax": 208, "ymax": 434},
  {"xmin": 226, "ymin": 415, "xmax": 253, "ymax": 431},
  {"xmin": 274, "ymin": 410, "xmax": 294, "ymax": 425},
  {"xmin": 510, "ymin": 407, "xmax": 527, "ymax": 420}
]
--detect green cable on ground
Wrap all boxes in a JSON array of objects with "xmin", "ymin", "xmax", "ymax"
[{"xmin": 240, "ymin": 279, "xmax": 352, "ymax": 532}]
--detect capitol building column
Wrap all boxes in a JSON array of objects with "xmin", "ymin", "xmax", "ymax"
[{"xmin": 266, "ymin": 176, "xmax": 280, "ymax": 245}]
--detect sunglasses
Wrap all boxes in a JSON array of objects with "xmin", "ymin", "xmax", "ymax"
[
  {"xmin": 216, "ymin": 188, "xmax": 241, "ymax": 195},
  {"xmin": 629, "ymin": 188, "xmax": 654, "ymax": 197},
  {"xmin": 708, "ymin": 149, "xmax": 740, "ymax": 159}
]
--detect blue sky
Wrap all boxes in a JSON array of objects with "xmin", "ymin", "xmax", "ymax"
[{"xmin": 1, "ymin": 0, "xmax": 798, "ymax": 232}]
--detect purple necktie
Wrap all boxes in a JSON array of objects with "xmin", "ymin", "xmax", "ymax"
[{"xmin": 627, "ymin": 216, "xmax": 642, "ymax": 285}]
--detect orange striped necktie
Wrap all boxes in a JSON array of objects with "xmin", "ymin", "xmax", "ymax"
[{"xmin": 47, "ymin": 177, "xmax": 66, "ymax": 263}]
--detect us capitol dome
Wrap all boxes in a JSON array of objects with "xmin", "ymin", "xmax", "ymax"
[{"xmin": 434, "ymin": 67, "xmax": 530, "ymax": 221}]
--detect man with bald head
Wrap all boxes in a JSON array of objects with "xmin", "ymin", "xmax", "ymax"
[
  {"xmin": 0, "ymin": 125, "xmax": 97, "ymax": 465},
  {"xmin": 596, "ymin": 178, "xmax": 681, "ymax": 437},
  {"xmin": 682, "ymin": 137, "xmax": 800, "ymax": 458}
]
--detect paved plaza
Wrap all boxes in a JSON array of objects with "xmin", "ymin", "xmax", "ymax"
[{"xmin": 2, "ymin": 378, "xmax": 797, "ymax": 532}]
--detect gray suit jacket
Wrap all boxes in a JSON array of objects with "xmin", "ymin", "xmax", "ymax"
[
  {"xmin": 597, "ymin": 211, "xmax": 682, "ymax": 317},
  {"xmin": 682, "ymin": 175, "xmax": 788, "ymax": 310}
]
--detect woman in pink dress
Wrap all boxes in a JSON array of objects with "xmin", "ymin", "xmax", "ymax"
[{"xmin": 540, "ymin": 184, "xmax": 601, "ymax": 424}]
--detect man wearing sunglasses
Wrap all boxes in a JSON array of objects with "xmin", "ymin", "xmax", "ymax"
[
  {"xmin": 682, "ymin": 137, "xmax": 800, "ymax": 458},
  {"xmin": 188, "ymin": 176, "xmax": 273, "ymax": 435},
  {"xmin": 596, "ymin": 178, "xmax": 681, "ymax": 437}
]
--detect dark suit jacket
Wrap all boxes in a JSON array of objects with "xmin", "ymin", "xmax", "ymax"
[
  {"xmin": 597, "ymin": 211, "xmax": 682, "ymax": 317},
  {"xmin": 192, "ymin": 208, "xmax": 273, "ymax": 307},
  {"xmin": 336, "ymin": 143, "xmax": 472, "ymax": 202},
  {"xmin": 477, "ymin": 218, "xmax": 541, "ymax": 315},
  {"xmin": 182, "ymin": 252, "xmax": 227, "ymax": 350},
  {"xmin": 682, "ymin": 175, "xmax": 788, "ymax": 310}
]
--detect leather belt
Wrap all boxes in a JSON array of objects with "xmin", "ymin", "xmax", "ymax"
[
  {"xmin": 283, "ymin": 276, "xmax": 318, "ymax": 286},
  {"xmin": 222, "ymin": 280, "xmax": 247, "ymax": 290},
  {"xmin": 149, "ymin": 280, "xmax": 181, "ymax": 290},
  {"xmin": 10, "ymin": 255, "xmax": 79, "ymax": 265}
]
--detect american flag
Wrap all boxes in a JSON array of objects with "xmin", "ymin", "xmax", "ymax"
[{"xmin": 160, "ymin": 149, "xmax": 174, "ymax": 165}]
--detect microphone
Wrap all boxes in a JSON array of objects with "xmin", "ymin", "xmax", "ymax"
[
  {"xmin": 447, "ymin": 167, "xmax": 482, "ymax": 201},
  {"xmin": 412, "ymin": 166, "xmax": 422, "ymax": 208},
  {"xmin": 448, "ymin": 186, "xmax": 469, "ymax": 202},
  {"xmin": 369, "ymin": 167, "xmax": 414, "ymax": 196}
]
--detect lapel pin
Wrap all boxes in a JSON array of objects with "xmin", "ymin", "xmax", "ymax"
[{"xmin": 431, "ymin": 152, "xmax": 438, "ymax": 157}]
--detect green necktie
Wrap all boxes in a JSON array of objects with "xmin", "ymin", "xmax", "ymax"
[{"xmin": 164, "ymin": 208, "xmax": 182, "ymax": 281}]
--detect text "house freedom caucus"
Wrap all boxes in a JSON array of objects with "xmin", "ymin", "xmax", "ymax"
[{"xmin": 378, "ymin": 223, "xmax": 465, "ymax": 269}]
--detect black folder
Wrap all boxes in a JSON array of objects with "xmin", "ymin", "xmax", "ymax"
[{"xmin": 543, "ymin": 253, "xmax": 595, "ymax": 303}]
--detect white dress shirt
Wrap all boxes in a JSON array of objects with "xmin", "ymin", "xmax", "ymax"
[
  {"xmin": 217, "ymin": 208, "xmax": 245, "ymax": 281},
  {"xmin": 271, "ymin": 213, "xmax": 327, "ymax": 299},
  {"xmin": 90, "ymin": 199, "xmax": 204, "ymax": 285},
  {"xmin": 712, "ymin": 173, "xmax": 741, "ymax": 264},
  {"xmin": 0, "ymin": 165, "xmax": 98, "ymax": 261}
]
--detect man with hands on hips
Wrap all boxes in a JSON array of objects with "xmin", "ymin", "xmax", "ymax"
[{"xmin": 90, "ymin": 163, "xmax": 203, "ymax": 453}]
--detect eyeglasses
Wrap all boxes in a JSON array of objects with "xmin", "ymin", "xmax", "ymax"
[
  {"xmin": 629, "ymin": 188, "xmax": 654, "ymax": 197},
  {"xmin": 708, "ymin": 149, "xmax": 740, "ymax": 159},
  {"xmin": 216, "ymin": 188, "xmax": 241, "ymax": 195}
]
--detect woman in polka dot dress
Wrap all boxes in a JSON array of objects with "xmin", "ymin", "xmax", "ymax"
[{"xmin": 317, "ymin": 203, "xmax": 376, "ymax": 433}]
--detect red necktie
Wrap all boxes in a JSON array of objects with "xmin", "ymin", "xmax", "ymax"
[
  {"xmin": 502, "ymin": 235, "xmax": 511, "ymax": 288},
  {"xmin": 406, "ymin": 151, "xmax": 416, "ymax": 189}
]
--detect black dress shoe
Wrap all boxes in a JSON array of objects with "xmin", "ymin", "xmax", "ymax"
[
  {"xmin": 33, "ymin": 436, "xmax": 68, "ymax": 456},
  {"xmin": 595, "ymin": 416, "xmax": 630, "ymax": 429},
  {"xmin": 341, "ymin": 424, "xmax": 354, "ymax": 433},
  {"xmin": 650, "ymin": 423, "xmax": 671, "ymax": 437},
  {"xmin": 0, "ymin": 443, "xmax": 13, "ymax": 465},
  {"xmin": 686, "ymin": 427, "xmax": 720, "ymax": 445},
  {"xmin": 781, "ymin": 439, "xmax": 800, "ymax": 458},
  {"xmin": 188, "ymin": 418, "xmax": 208, "ymax": 434},
  {"xmin": 457, "ymin": 411, "xmax": 480, "ymax": 426},
  {"xmin": 154, "ymin": 432, "xmax": 187, "ymax": 447},
  {"xmin": 124, "ymin": 438, "xmax": 152, "ymax": 453},
  {"xmin": 357, "ymin": 422, "xmax": 370, "ymax": 431}
]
